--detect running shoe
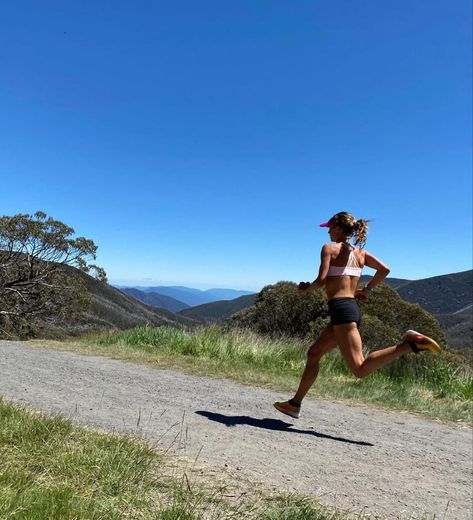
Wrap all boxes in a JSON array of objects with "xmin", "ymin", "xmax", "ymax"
[
  {"xmin": 273, "ymin": 400, "xmax": 300, "ymax": 419},
  {"xmin": 403, "ymin": 330, "xmax": 441, "ymax": 353}
]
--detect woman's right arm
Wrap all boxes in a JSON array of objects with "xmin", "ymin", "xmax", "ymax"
[{"xmin": 299, "ymin": 244, "xmax": 331, "ymax": 291}]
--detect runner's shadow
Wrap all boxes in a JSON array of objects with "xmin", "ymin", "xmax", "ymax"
[{"xmin": 195, "ymin": 411, "xmax": 373, "ymax": 447}]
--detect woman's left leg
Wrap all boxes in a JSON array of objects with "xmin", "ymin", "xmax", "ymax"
[
  {"xmin": 332, "ymin": 323, "xmax": 411, "ymax": 379},
  {"xmin": 273, "ymin": 325, "xmax": 337, "ymax": 418}
]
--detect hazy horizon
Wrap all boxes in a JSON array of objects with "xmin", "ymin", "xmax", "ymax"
[
  {"xmin": 111, "ymin": 267, "xmax": 472, "ymax": 293},
  {"xmin": 114, "ymin": 281, "xmax": 257, "ymax": 292}
]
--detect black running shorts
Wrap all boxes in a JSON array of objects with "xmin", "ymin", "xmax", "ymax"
[{"xmin": 328, "ymin": 297, "xmax": 361, "ymax": 328}]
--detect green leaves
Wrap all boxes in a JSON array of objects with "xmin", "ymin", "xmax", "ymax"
[
  {"xmin": 0, "ymin": 211, "xmax": 107, "ymax": 338},
  {"xmin": 230, "ymin": 281, "xmax": 447, "ymax": 354},
  {"xmin": 358, "ymin": 283, "xmax": 446, "ymax": 351},
  {"xmin": 230, "ymin": 281, "xmax": 328, "ymax": 338}
]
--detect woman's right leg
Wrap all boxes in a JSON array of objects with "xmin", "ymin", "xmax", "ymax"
[
  {"xmin": 291, "ymin": 325, "xmax": 338, "ymax": 405},
  {"xmin": 332, "ymin": 323, "xmax": 411, "ymax": 378}
]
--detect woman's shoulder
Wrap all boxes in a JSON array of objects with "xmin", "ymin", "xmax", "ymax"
[
  {"xmin": 321, "ymin": 243, "xmax": 337, "ymax": 251},
  {"xmin": 321, "ymin": 243, "xmax": 340, "ymax": 258}
]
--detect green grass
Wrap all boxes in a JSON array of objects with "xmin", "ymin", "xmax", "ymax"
[
  {"xmin": 34, "ymin": 324, "xmax": 473, "ymax": 424},
  {"xmin": 0, "ymin": 398, "xmax": 159, "ymax": 518},
  {"xmin": 259, "ymin": 494, "xmax": 358, "ymax": 520},
  {"xmin": 0, "ymin": 399, "xmax": 363, "ymax": 519}
]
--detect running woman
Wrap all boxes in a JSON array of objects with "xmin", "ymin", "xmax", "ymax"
[{"xmin": 273, "ymin": 211, "xmax": 441, "ymax": 419}]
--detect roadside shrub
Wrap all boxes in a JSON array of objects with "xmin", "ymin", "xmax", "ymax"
[
  {"xmin": 229, "ymin": 282, "xmax": 447, "ymax": 353},
  {"xmin": 228, "ymin": 281, "xmax": 328, "ymax": 338},
  {"xmin": 358, "ymin": 314, "xmax": 399, "ymax": 354},
  {"xmin": 358, "ymin": 284, "xmax": 445, "ymax": 349}
]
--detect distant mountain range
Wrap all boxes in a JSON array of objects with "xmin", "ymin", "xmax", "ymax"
[
  {"xmin": 179, "ymin": 294, "xmax": 257, "ymax": 323},
  {"xmin": 116, "ymin": 285, "xmax": 254, "ymax": 308},
  {"xmin": 120, "ymin": 288, "xmax": 190, "ymax": 313},
  {"xmin": 361, "ymin": 270, "xmax": 472, "ymax": 315}
]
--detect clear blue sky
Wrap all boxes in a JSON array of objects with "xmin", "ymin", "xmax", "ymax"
[{"xmin": 1, "ymin": 1, "xmax": 471, "ymax": 291}]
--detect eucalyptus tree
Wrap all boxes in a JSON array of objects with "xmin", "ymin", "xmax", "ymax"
[{"xmin": 0, "ymin": 211, "xmax": 106, "ymax": 336}]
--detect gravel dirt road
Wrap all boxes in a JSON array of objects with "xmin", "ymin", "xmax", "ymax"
[{"xmin": 0, "ymin": 340, "xmax": 471, "ymax": 519}]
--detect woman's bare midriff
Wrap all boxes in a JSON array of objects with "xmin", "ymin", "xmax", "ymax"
[
  {"xmin": 323, "ymin": 244, "xmax": 364, "ymax": 300},
  {"xmin": 325, "ymin": 275, "xmax": 360, "ymax": 300}
]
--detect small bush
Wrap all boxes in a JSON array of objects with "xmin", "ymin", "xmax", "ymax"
[{"xmin": 229, "ymin": 282, "xmax": 447, "ymax": 354}]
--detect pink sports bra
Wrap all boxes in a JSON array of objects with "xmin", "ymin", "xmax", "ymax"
[{"xmin": 327, "ymin": 245, "xmax": 363, "ymax": 277}]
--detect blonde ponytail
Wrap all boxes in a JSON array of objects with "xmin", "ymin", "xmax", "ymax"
[
  {"xmin": 329, "ymin": 212, "xmax": 370, "ymax": 247},
  {"xmin": 353, "ymin": 219, "xmax": 369, "ymax": 248}
]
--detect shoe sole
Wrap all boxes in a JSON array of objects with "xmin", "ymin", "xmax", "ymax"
[
  {"xmin": 405, "ymin": 329, "xmax": 441, "ymax": 353},
  {"xmin": 273, "ymin": 403, "xmax": 300, "ymax": 419}
]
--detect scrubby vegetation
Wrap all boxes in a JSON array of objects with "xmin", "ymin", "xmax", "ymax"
[{"xmin": 228, "ymin": 282, "xmax": 446, "ymax": 350}]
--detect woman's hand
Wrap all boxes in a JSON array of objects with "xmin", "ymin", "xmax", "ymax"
[
  {"xmin": 298, "ymin": 281, "xmax": 311, "ymax": 291},
  {"xmin": 355, "ymin": 289, "xmax": 368, "ymax": 300}
]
